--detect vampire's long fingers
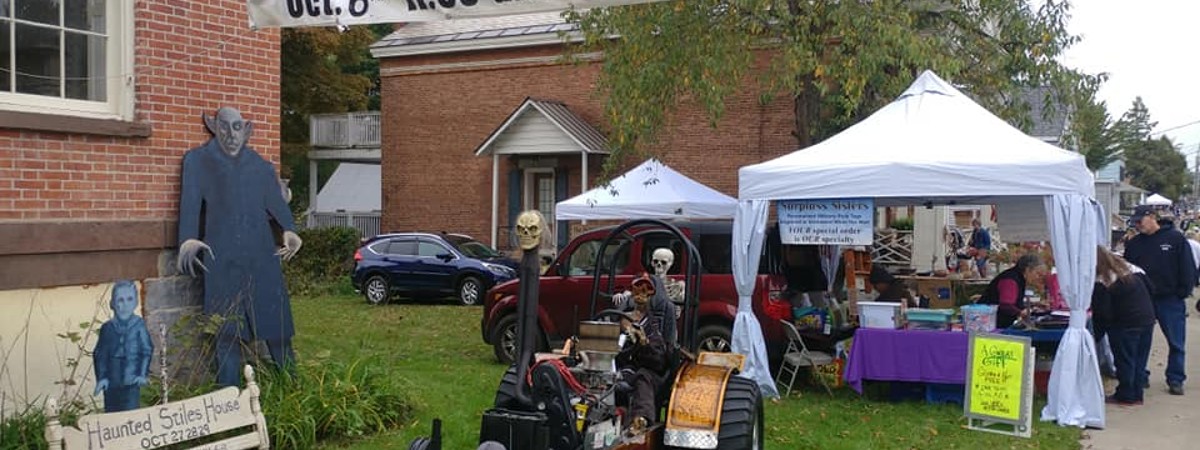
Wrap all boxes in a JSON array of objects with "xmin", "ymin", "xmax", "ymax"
[{"xmin": 194, "ymin": 258, "xmax": 209, "ymax": 274}]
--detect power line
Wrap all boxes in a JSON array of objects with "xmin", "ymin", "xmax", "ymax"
[{"xmin": 1151, "ymin": 119, "xmax": 1200, "ymax": 136}]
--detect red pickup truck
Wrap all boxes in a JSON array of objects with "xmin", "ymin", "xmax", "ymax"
[{"xmin": 481, "ymin": 221, "xmax": 793, "ymax": 364}]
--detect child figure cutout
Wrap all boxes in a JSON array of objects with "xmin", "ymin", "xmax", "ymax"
[{"xmin": 93, "ymin": 280, "xmax": 154, "ymax": 412}]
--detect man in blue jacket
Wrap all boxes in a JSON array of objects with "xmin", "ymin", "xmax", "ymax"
[{"xmin": 1123, "ymin": 205, "xmax": 1196, "ymax": 395}]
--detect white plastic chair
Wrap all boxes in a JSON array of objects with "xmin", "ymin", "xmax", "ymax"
[{"xmin": 777, "ymin": 319, "xmax": 836, "ymax": 396}]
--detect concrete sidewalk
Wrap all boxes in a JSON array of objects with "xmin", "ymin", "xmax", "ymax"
[{"xmin": 1082, "ymin": 305, "xmax": 1200, "ymax": 449}]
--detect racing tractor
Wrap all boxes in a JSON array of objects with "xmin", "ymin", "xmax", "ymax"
[{"xmin": 409, "ymin": 217, "xmax": 764, "ymax": 450}]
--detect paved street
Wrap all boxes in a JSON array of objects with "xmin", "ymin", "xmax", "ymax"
[{"xmin": 1082, "ymin": 301, "xmax": 1200, "ymax": 449}]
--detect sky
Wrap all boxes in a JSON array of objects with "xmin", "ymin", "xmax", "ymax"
[{"xmin": 1060, "ymin": 0, "xmax": 1200, "ymax": 164}]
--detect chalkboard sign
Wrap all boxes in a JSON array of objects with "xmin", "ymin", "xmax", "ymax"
[{"xmin": 964, "ymin": 333, "xmax": 1034, "ymax": 438}]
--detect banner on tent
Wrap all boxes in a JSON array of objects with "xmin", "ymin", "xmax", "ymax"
[
  {"xmin": 247, "ymin": 0, "xmax": 669, "ymax": 28},
  {"xmin": 778, "ymin": 199, "xmax": 874, "ymax": 245}
]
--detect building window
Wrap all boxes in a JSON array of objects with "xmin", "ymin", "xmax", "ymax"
[{"xmin": 0, "ymin": 0, "xmax": 132, "ymax": 119}]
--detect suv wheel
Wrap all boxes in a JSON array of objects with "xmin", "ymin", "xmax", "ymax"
[
  {"xmin": 698, "ymin": 324, "xmax": 733, "ymax": 353},
  {"xmin": 458, "ymin": 276, "xmax": 483, "ymax": 306},
  {"xmin": 363, "ymin": 274, "xmax": 390, "ymax": 305},
  {"xmin": 491, "ymin": 314, "xmax": 545, "ymax": 364}
]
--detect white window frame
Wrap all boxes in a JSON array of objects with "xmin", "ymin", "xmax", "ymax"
[{"xmin": 0, "ymin": 1, "xmax": 134, "ymax": 120}]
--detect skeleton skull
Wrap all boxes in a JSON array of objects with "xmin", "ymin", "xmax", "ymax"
[
  {"xmin": 651, "ymin": 248, "xmax": 674, "ymax": 277},
  {"xmin": 515, "ymin": 210, "xmax": 545, "ymax": 251}
]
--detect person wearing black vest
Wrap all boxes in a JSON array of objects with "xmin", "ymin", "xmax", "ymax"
[{"xmin": 978, "ymin": 254, "xmax": 1046, "ymax": 328}]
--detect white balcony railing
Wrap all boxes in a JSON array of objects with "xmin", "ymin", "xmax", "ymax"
[
  {"xmin": 305, "ymin": 211, "xmax": 382, "ymax": 239},
  {"xmin": 310, "ymin": 112, "xmax": 381, "ymax": 148}
]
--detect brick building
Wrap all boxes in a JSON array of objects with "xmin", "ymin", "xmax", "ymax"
[
  {"xmin": 371, "ymin": 13, "xmax": 798, "ymax": 252},
  {"xmin": 0, "ymin": 1, "xmax": 279, "ymax": 413}
]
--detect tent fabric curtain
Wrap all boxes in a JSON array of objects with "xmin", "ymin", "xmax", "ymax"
[
  {"xmin": 731, "ymin": 199, "xmax": 779, "ymax": 398},
  {"xmin": 1041, "ymin": 194, "xmax": 1107, "ymax": 428}
]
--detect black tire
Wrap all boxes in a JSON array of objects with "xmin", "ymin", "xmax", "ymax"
[
  {"xmin": 491, "ymin": 314, "xmax": 547, "ymax": 365},
  {"xmin": 458, "ymin": 276, "xmax": 484, "ymax": 306},
  {"xmin": 493, "ymin": 364, "xmax": 521, "ymax": 409},
  {"xmin": 363, "ymin": 274, "xmax": 390, "ymax": 305},
  {"xmin": 716, "ymin": 375, "xmax": 764, "ymax": 450},
  {"xmin": 698, "ymin": 324, "xmax": 733, "ymax": 353}
]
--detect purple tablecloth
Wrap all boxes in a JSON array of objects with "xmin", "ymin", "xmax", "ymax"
[{"xmin": 843, "ymin": 328, "xmax": 969, "ymax": 393}]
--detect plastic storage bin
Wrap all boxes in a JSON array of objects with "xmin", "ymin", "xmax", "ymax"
[
  {"xmin": 904, "ymin": 308, "xmax": 954, "ymax": 331},
  {"xmin": 858, "ymin": 302, "xmax": 903, "ymax": 329},
  {"xmin": 961, "ymin": 304, "xmax": 998, "ymax": 333},
  {"xmin": 925, "ymin": 383, "xmax": 965, "ymax": 405}
]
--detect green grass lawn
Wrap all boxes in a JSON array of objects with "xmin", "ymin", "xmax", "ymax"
[{"xmin": 292, "ymin": 294, "xmax": 1080, "ymax": 450}]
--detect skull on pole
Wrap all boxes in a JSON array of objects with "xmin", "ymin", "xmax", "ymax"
[{"xmin": 515, "ymin": 210, "xmax": 545, "ymax": 251}]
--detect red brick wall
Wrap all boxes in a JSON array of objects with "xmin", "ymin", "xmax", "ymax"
[
  {"xmin": 0, "ymin": 0, "xmax": 281, "ymax": 221},
  {"xmin": 380, "ymin": 45, "xmax": 797, "ymax": 243}
]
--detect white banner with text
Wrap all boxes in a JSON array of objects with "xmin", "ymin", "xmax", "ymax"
[
  {"xmin": 247, "ymin": 0, "xmax": 669, "ymax": 28},
  {"xmin": 778, "ymin": 199, "xmax": 875, "ymax": 246}
]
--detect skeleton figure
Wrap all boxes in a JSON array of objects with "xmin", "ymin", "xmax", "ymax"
[
  {"xmin": 651, "ymin": 248, "xmax": 686, "ymax": 307},
  {"xmin": 177, "ymin": 106, "xmax": 302, "ymax": 387},
  {"xmin": 515, "ymin": 210, "xmax": 545, "ymax": 251}
]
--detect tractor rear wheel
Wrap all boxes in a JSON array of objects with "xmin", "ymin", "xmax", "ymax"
[
  {"xmin": 493, "ymin": 364, "xmax": 521, "ymax": 410},
  {"xmin": 716, "ymin": 375, "xmax": 764, "ymax": 450}
]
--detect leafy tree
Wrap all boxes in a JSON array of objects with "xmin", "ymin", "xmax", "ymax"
[
  {"xmin": 1112, "ymin": 97, "xmax": 1188, "ymax": 199},
  {"xmin": 566, "ymin": 0, "xmax": 1090, "ymax": 176},
  {"xmin": 1125, "ymin": 136, "xmax": 1188, "ymax": 200},
  {"xmin": 280, "ymin": 25, "xmax": 392, "ymax": 214},
  {"xmin": 1112, "ymin": 96, "xmax": 1156, "ymax": 145},
  {"xmin": 1065, "ymin": 82, "xmax": 1123, "ymax": 171}
]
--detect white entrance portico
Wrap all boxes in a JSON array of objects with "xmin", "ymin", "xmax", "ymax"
[{"xmin": 474, "ymin": 97, "xmax": 609, "ymax": 253}]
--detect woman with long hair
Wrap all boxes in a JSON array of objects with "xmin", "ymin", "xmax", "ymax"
[{"xmin": 1093, "ymin": 246, "xmax": 1156, "ymax": 406}]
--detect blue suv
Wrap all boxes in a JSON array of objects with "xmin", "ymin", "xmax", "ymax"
[{"xmin": 352, "ymin": 233, "xmax": 519, "ymax": 306}]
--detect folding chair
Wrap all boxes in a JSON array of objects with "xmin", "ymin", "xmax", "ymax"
[{"xmin": 777, "ymin": 319, "xmax": 836, "ymax": 397}]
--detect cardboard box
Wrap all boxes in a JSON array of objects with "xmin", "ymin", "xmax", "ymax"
[{"xmin": 899, "ymin": 276, "xmax": 955, "ymax": 309}]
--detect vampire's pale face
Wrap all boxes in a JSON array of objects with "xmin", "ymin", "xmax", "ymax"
[
  {"xmin": 112, "ymin": 286, "xmax": 138, "ymax": 321},
  {"xmin": 212, "ymin": 107, "xmax": 249, "ymax": 157}
]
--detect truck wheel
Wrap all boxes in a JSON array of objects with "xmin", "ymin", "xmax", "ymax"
[
  {"xmin": 716, "ymin": 375, "xmax": 764, "ymax": 450},
  {"xmin": 490, "ymin": 315, "xmax": 546, "ymax": 365},
  {"xmin": 698, "ymin": 324, "xmax": 732, "ymax": 353}
]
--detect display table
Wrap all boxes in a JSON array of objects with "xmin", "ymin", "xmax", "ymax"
[
  {"xmin": 843, "ymin": 328, "xmax": 969, "ymax": 393},
  {"xmin": 999, "ymin": 327, "xmax": 1066, "ymax": 344}
]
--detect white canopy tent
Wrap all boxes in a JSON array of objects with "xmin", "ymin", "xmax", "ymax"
[
  {"xmin": 1144, "ymin": 193, "xmax": 1173, "ymax": 206},
  {"xmin": 732, "ymin": 71, "xmax": 1107, "ymax": 428},
  {"xmin": 555, "ymin": 159, "xmax": 737, "ymax": 221}
]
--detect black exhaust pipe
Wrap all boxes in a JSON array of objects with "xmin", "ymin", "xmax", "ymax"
[{"xmin": 512, "ymin": 246, "xmax": 540, "ymax": 408}]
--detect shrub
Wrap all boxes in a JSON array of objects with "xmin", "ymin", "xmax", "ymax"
[
  {"xmin": 284, "ymin": 226, "xmax": 361, "ymax": 296},
  {"xmin": 0, "ymin": 405, "xmax": 47, "ymax": 450},
  {"xmin": 890, "ymin": 217, "xmax": 914, "ymax": 231},
  {"xmin": 256, "ymin": 358, "xmax": 413, "ymax": 449}
]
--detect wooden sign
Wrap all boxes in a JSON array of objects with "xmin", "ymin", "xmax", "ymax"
[
  {"xmin": 964, "ymin": 333, "xmax": 1034, "ymax": 438},
  {"xmin": 47, "ymin": 366, "xmax": 269, "ymax": 450}
]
